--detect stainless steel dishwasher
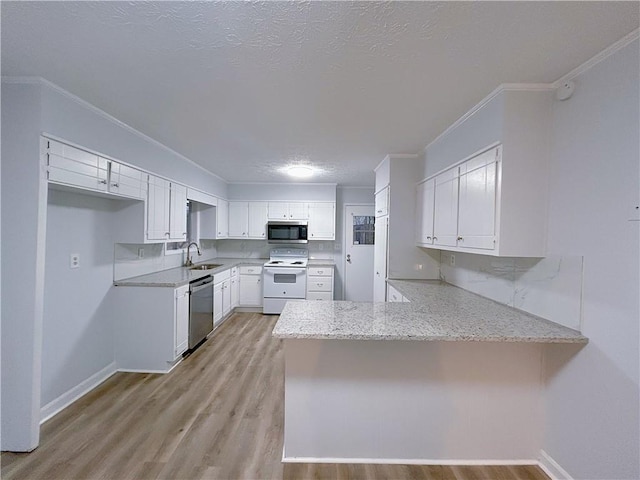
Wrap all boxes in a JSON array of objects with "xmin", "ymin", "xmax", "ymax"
[{"xmin": 188, "ymin": 275, "xmax": 214, "ymax": 351}]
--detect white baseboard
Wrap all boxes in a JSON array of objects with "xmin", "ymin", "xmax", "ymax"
[
  {"xmin": 538, "ymin": 450, "xmax": 574, "ymax": 480},
  {"xmin": 40, "ymin": 362, "xmax": 117, "ymax": 424},
  {"xmin": 282, "ymin": 456, "xmax": 538, "ymax": 466}
]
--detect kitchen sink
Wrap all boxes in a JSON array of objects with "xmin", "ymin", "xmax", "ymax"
[{"xmin": 190, "ymin": 264, "xmax": 222, "ymax": 271}]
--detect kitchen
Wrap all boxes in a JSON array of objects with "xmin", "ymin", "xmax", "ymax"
[{"xmin": 1, "ymin": 3, "xmax": 639, "ymax": 480}]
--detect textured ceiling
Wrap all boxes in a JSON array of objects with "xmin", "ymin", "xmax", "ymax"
[{"xmin": 2, "ymin": 2, "xmax": 638, "ymax": 186}]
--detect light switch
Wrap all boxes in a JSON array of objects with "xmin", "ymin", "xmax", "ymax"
[{"xmin": 70, "ymin": 254, "xmax": 80, "ymax": 269}]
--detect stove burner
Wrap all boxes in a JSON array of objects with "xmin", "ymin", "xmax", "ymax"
[
  {"xmin": 291, "ymin": 261, "xmax": 304, "ymax": 265},
  {"xmin": 269, "ymin": 261, "xmax": 284, "ymax": 264}
]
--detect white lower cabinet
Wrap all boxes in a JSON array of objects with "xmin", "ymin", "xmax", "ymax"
[
  {"xmin": 213, "ymin": 269, "xmax": 231, "ymax": 327},
  {"xmin": 113, "ymin": 285, "xmax": 190, "ymax": 373},
  {"xmin": 230, "ymin": 267, "xmax": 240, "ymax": 309},
  {"xmin": 306, "ymin": 265, "xmax": 334, "ymax": 301},
  {"xmin": 174, "ymin": 285, "xmax": 190, "ymax": 357},
  {"xmin": 239, "ymin": 265, "xmax": 263, "ymax": 307}
]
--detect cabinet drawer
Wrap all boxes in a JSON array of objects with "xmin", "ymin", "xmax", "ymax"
[
  {"xmin": 239, "ymin": 265, "xmax": 262, "ymax": 275},
  {"xmin": 307, "ymin": 278, "xmax": 333, "ymax": 292},
  {"xmin": 306, "ymin": 291, "xmax": 333, "ymax": 301},
  {"xmin": 307, "ymin": 266, "xmax": 333, "ymax": 277}
]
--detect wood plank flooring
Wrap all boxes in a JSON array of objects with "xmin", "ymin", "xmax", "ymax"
[{"xmin": 2, "ymin": 313, "xmax": 550, "ymax": 480}]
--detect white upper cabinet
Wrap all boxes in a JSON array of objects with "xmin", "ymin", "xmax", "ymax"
[
  {"xmin": 216, "ymin": 199, "xmax": 229, "ymax": 238},
  {"xmin": 415, "ymin": 178, "xmax": 435, "ymax": 246},
  {"xmin": 417, "ymin": 89, "xmax": 552, "ymax": 257},
  {"xmin": 248, "ymin": 202, "xmax": 268, "ymax": 239},
  {"xmin": 375, "ymin": 187, "xmax": 389, "ymax": 217},
  {"xmin": 308, "ymin": 203, "xmax": 335, "ymax": 240},
  {"xmin": 228, "ymin": 201, "xmax": 249, "ymax": 238},
  {"xmin": 147, "ymin": 176, "xmax": 187, "ymax": 242},
  {"xmin": 46, "ymin": 139, "xmax": 147, "ymax": 201},
  {"xmin": 433, "ymin": 168, "xmax": 460, "ymax": 248},
  {"xmin": 268, "ymin": 202, "xmax": 308, "ymax": 220},
  {"xmin": 457, "ymin": 146, "xmax": 499, "ymax": 250},
  {"xmin": 147, "ymin": 175, "xmax": 171, "ymax": 241}
]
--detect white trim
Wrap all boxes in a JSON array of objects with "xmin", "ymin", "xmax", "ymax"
[
  {"xmin": 40, "ymin": 362, "xmax": 117, "ymax": 424},
  {"xmin": 337, "ymin": 185, "xmax": 375, "ymax": 190},
  {"xmin": 552, "ymin": 28, "xmax": 639, "ymax": 88},
  {"xmin": 2, "ymin": 76, "xmax": 227, "ymax": 183},
  {"xmin": 424, "ymin": 83, "xmax": 554, "ymax": 153},
  {"xmin": 538, "ymin": 450, "xmax": 574, "ymax": 480},
  {"xmin": 282, "ymin": 456, "xmax": 538, "ymax": 466},
  {"xmin": 117, "ymin": 364, "xmax": 178, "ymax": 375}
]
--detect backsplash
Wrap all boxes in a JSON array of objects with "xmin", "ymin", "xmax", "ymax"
[
  {"xmin": 215, "ymin": 239, "xmax": 337, "ymax": 260},
  {"xmin": 439, "ymin": 251, "xmax": 583, "ymax": 331},
  {"xmin": 113, "ymin": 240, "xmax": 217, "ymax": 281}
]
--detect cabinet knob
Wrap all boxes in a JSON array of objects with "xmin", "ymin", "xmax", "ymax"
[
  {"xmin": 426, "ymin": 236, "xmax": 431, "ymax": 240},
  {"xmin": 457, "ymin": 236, "xmax": 463, "ymax": 241},
  {"xmin": 111, "ymin": 182, "xmax": 119, "ymax": 188},
  {"xmin": 99, "ymin": 179, "xmax": 107, "ymax": 185}
]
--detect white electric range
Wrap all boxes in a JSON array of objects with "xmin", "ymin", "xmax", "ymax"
[{"xmin": 263, "ymin": 248, "xmax": 308, "ymax": 314}]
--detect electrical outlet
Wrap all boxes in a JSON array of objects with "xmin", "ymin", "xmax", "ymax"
[
  {"xmin": 450, "ymin": 254, "xmax": 455, "ymax": 267},
  {"xmin": 70, "ymin": 254, "xmax": 80, "ymax": 269},
  {"xmin": 138, "ymin": 248, "xmax": 145, "ymax": 258}
]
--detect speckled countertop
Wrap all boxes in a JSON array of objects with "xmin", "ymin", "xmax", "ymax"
[
  {"xmin": 307, "ymin": 259, "xmax": 335, "ymax": 267},
  {"xmin": 114, "ymin": 258, "xmax": 268, "ymax": 287},
  {"xmin": 272, "ymin": 279, "xmax": 588, "ymax": 343}
]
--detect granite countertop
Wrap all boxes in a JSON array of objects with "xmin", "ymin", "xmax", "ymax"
[
  {"xmin": 114, "ymin": 257, "xmax": 268, "ymax": 287},
  {"xmin": 307, "ymin": 259, "xmax": 335, "ymax": 267},
  {"xmin": 272, "ymin": 279, "xmax": 588, "ymax": 344}
]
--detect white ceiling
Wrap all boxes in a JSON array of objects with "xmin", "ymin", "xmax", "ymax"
[{"xmin": 2, "ymin": 2, "xmax": 638, "ymax": 186}]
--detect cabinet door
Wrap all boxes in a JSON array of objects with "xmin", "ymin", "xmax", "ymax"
[
  {"xmin": 222, "ymin": 280, "xmax": 231, "ymax": 316},
  {"xmin": 239, "ymin": 275, "xmax": 263, "ymax": 306},
  {"xmin": 248, "ymin": 202, "xmax": 268, "ymax": 239},
  {"xmin": 416, "ymin": 179, "xmax": 435, "ymax": 246},
  {"xmin": 214, "ymin": 282, "xmax": 223, "ymax": 326},
  {"xmin": 433, "ymin": 169, "xmax": 459, "ymax": 247},
  {"xmin": 308, "ymin": 203, "xmax": 335, "ymax": 240},
  {"xmin": 147, "ymin": 175, "xmax": 171, "ymax": 241},
  {"xmin": 268, "ymin": 202, "xmax": 289, "ymax": 220},
  {"xmin": 288, "ymin": 202, "xmax": 308, "ymax": 220},
  {"xmin": 230, "ymin": 274, "xmax": 240, "ymax": 308},
  {"xmin": 373, "ymin": 215, "xmax": 388, "ymax": 302},
  {"xmin": 228, "ymin": 201, "xmax": 249, "ymax": 238},
  {"xmin": 375, "ymin": 187, "xmax": 389, "ymax": 217},
  {"xmin": 47, "ymin": 140, "xmax": 109, "ymax": 192},
  {"xmin": 217, "ymin": 199, "xmax": 229, "ymax": 238},
  {"xmin": 169, "ymin": 183, "xmax": 188, "ymax": 241},
  {"xmin": 174, "ymin": 286, "xmax": 189, "ymax": 357},
  {"xmin": 109, "ymin": 162, "xmax": 147, "ymax": 200},
  {"xmin": 458, "ymin": 147, "xmax": 499, "ymax": 250}
]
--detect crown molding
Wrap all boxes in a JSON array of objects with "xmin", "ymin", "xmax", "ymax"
[
  {"xmin": 552, "ymin": 28, "xmax": 639, "ymax": 88},
  {"xmin": 2, "ymin": 76, "xmax": 228, "ymax": 184}
]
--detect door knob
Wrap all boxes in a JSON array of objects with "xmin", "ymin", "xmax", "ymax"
[{"xmin": 346, "ymin": 254, "xmax": 351, "ymax": 264}]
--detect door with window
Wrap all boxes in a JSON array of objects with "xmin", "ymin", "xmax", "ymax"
[{"xmin": 344, "ymin": 205, "xmax": 375, "ymax": 302}]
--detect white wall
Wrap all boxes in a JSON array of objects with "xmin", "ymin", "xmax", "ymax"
[
  {"xmin": 227, "ymin": 183, "xmax": 335, "ymax": 201},
  {"xmin": 0, "ymin": 78, "xmax": 231, "ymax": 450},
  {"xmin": 40, "ymin": 81, "xmax": 227, "ymax": 198},
  {"xmin": 430, "ymin": 39, "xmax": 639, "ymax": 478},
  {"xmin": 42, "ymin": 190, "xmax": 118, "ymax": 408},
  {"xmin": 542, "ymin": 39, "xmax": 639, "ymax": 479},
  {"xmin": 1, "ymin": 82, "xmax": 46, "ymax": 450}
]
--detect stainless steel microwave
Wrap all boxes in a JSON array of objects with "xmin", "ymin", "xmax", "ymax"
[{"xmin": 267, "ymin": 221, "xmax": 308, "ymax": 244}]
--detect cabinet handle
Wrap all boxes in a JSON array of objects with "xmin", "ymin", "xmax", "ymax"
[
  {"xmin": 426, "ymin": 236, "xmax": 431, "ymax": 240},
  {"xmin": 377, "ymin": 209, "xmax": 382, "ymax": 213},
  {"xmin": 457, "ymin": 236, "xmax": 463, "ymax": 241},
  {"xmin": 257, "ymin": 279, "xmax": 261, "ymax": 283},
  {"xmin": 99, "ymin": 179, "xmax": 107, "ymax": 185},
  {"xmin": 111, "ymin": 182, "xmax": 119, "ymax": 188},
  {"xmin": 433, "ymin": 237, "xmax": 438, "ymax": 241},
  {"xmin": 165, "ymin": 232, "xmax": 170, "ymax": 236}
]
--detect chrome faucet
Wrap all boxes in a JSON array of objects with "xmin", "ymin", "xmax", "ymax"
[{"xmin": 185, "ymin": 242, "xmax": 201, "ymax": 267}]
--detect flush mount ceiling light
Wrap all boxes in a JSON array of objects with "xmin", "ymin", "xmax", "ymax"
[{"xmin": 286, "ymin": 165, "xmax": 314, "ymax": 178}]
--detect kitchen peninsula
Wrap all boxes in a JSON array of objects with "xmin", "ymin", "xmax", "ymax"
[{"xmin": 272, "ymin": 280, "xmax": 587, "ymax": 464}]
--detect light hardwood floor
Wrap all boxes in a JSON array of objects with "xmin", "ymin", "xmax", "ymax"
[{"xmin": 2, "ymin": 313, "xmax": 550, "ymax": 480}]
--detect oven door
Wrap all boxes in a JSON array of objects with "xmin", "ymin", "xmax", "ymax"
[{"xmin": 263, "ymin": 267, "xmax": 307, "ymax": 298}]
